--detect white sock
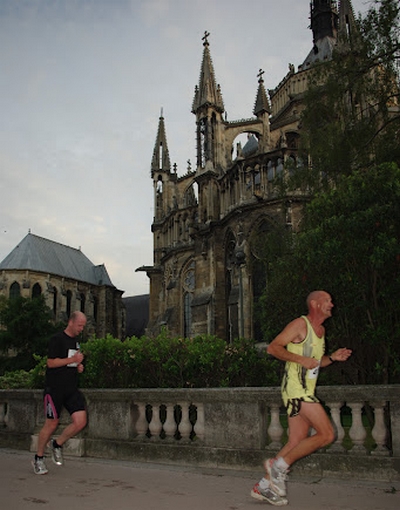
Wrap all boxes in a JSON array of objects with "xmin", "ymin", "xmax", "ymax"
[
  {"xmin": 259, "ymin": 477, "xmax": 270, "ymax": 489},
  {"xmin": 275, "ymin": 457, "xmax": 289, "ymax": 472}
]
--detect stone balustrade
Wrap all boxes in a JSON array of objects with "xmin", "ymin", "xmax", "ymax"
[{"xmin": 1, "ymin": 385, "xmax": 399, "ymax": 481}]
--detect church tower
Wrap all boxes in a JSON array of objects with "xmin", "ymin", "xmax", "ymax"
[
  {"xmin": 310, "ymin": 0, "xmax": 339, "ymax": 46},
  {"xmin": 192, "ymin": 31, "xmax": 225, "ymax": 174},
  {"xmin": 151, "ymin": 110, "xmax": 173, "ymax": 225}
]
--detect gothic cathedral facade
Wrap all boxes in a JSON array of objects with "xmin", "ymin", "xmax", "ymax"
[{"xmin": 138, "ymin": 1, "xmax": 358, "ymax": 342}]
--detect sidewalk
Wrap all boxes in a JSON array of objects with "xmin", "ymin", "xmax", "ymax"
[{"xmin": 1, "ymin": 448, "xmax": 399, "ymax": 510}]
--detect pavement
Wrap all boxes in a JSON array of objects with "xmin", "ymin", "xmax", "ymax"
[{"xmin": 1, "ymin": 448, "xmax": 399, "ymax": 510}]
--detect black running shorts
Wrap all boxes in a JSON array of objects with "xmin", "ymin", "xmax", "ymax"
[
  {"xmin": 285, "ymin": 395, "xmax": 320, "ymax": 417},
  {"xmin": 44, "ymin": 388, "xmax": 86, "ymax": 419}
]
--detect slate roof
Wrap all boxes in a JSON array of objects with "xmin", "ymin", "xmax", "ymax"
[
  {"xmin": 301, "ymin": 37, "xmax": 337, "ymax": 69},
  {"xmin": 242, "ymin": 134, "xmax": 258, "ymax": 157},
  {"xmin": 0, "ymin": 233, "xmax": 114, "ymax": 287}
]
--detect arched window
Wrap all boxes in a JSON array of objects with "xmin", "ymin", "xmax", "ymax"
[
  {"xmin": 182, "ymin": 261, "xmax": 195, "ymax": 338},
  {"xmin": 183, "ymin": 293, "xmax": 193, "ymax": 338},
  {"xmin": 254, "ymin": 168, "xmax": 261, "ymax": 189},
  {"xmin": 199, "ymin": 117, "xmax": 207, "ymax": 168},
  {"xmin": 9, "ymin": 281, "xmax": 20, "ymax": 299},
  {"xmin": 184, "ymin": 183, "xmax": 198, "ymax": 207},
  {"xmin": 66, "ymin": 290, "xmax": 72, "ymax": 318},
  {"xmin": 288, "ymin": 155, "xmax": 296, "ymax": 177},
  {"xmin": 53, "ymin": 287, "xmax": 58, "ymax": 316},
  {"xmin": 32, "ymin": 283, "xmax": 42, "ymax": 298},
  {"xmin": 93, "ymin": 296, "xmax": 98, "ymax": 322},
  {"xmin": 225, "ymin": 231, "xmax": 238, "ymax": 343},
  {"xmin": 276, "ymin": 158, "xmax": 283, "ymax": 176},
  {"xmin": 267, "ymin": 160, "xmax": 274, "ymax": 181},
  {"xmin": 156, "ymin": 175, "xmax": 163, "ymax": 193},
  {"xmin": 80, "ymin": 293, "xmax": 85, "ymax": 313}
]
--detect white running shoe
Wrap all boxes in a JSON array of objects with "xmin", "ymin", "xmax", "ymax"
[
  {"xmin": 49, "ymin": 439, "xmax": 64, "ymax": 466},
  {"xmin": 32, "ymin": 457, "xmax": 48, "ymax": 475},
  {"xmin": 250, "ymin": 481, "xmax": 288, "ymax": 506},
  {"xmin": 264, "ymin": 458, "xmax": 288, "ymax": 497}
]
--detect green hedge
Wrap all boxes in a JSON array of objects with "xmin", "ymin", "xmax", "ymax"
[
  {"xmin": 0, "ymin": 332, "xmax": 280, "ymax": 389},
  {"xmin": 0, "ymin": 355, "xmax": 46, "ymax": 389}
]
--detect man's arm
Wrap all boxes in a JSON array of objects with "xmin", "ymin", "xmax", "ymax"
[
  {"xmin": 47, "ymin": 351, "xmax": 84, "ymax": 369},
  {"xmin": 267, "ymin": 317, "xmax": 320, "ymax": 370},
  {"xmin": 320, "ymin": 347, "xmax": 352, "ymax": 368}
]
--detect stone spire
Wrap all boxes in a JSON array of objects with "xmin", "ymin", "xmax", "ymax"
[
  {"xmin": 253, "ymin": 69, "xmax": 271, "ymax": 117},
  {"xmin": 337, "ymin": 0, "xmax": 358, "ymax": 44},
  {"xmin": 151, "ymin": 109, "xmax": 171, "ymax": 176},
  {"xmin": 192, "ymin": 31, "xmax": 224, "ymax": 114}
]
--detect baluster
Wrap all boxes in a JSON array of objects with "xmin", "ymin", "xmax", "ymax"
[
  {"xmin": 267, "ymin": 404, "xmax": 283, "ymax": 450},
  {"xmin": 179, "ymin": 402, "xmax": 192, "ymax": 442},
  {"xmin": 0, "ymin": 403, "xmax": 4, "ymax": 426},
  {"xmin": 163, "ymin": 403, "xmax": 177, "ymax": 441},
  {"xmin": 193, "ymin": 403, "xmax": 205, "ymax": 441},
  {"xmin": 148, "ymin": 403, "xmax": 162, "ymax": 441},
  {"xmin": 3, "ymin": 402, "xmax": 8, "ymax": 427},
  {"xmin": 135, "ymin": 402, "xmax": 148, "ymax": 439},
  {"xmin": 371, "ymin": 401, "xmax": 389, "ymax": 456},
  {"xmin": 326, "ymin": 401, "xmax": 345, "ymax": 452},
  {"xmin": 348, "ymin": 402, "xmax": 367, "ymax": 454}
]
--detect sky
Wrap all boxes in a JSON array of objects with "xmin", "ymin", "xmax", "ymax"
[{"xmin": 0, "ymin": 0, "xmax": 369, "ymax": 297}]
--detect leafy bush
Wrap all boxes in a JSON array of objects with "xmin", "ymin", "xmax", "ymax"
[
  {"xmin": 78, "ymin": 331, "xmax": 280, "ymax": 389},
  {"xmin": 0, "ymin": 331, "xmax": 280, "ymax": 389},
  {"xmin": 0, "ymin": 355, "xmax": 47, "ymax": 389},
  {"xmin": 0, "ymin": 369, "xmax": 32, "ymax": 389}
]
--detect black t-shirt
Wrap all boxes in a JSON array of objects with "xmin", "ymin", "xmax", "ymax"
[{"xmin": 45, "ymin": 331, "xmax": 80, "ymax": 392}]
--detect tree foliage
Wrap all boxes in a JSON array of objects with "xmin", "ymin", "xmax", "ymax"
[
  {"xmin": 297, "ymin": 0, "xmax": 400, "ymax": 190},
  {"xmin": 0, "ymin": 296, "xmax": 59, "ymax": 372},
  {"xmin": 260, "ymin": 163, "xmax": 400, "ymax": 384}
]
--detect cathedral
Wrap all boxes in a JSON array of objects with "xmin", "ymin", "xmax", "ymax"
[{"xmin": 137, "ymin": 1, "xmax": 359, "ymax": 342}]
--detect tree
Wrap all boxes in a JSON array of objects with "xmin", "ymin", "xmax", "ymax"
[
  {"xmin": 297, "ymin": 0, "xmax": 400, "ymax": 191},
  {"xmin": 305, "ymin": 163, "xmax": 400, "ymax": 383},
  {"xmin": 260, "ymin": 163, "xmax": 400, "ymax": 384},
  {"xmin": 0, "ymin": 296, "xmax": 59, "ymax": 372}
]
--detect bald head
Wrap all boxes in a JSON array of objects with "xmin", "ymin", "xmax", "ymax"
[
  {"xmin": 70, "ymin": 311, "xmax": 86, "ymax": 323},
  {"xmin": 65, "ymin": 311, "xmax": 87, "ymax": 338},
  {"xmin": 306, "ymin": 291, "xmax": 326, "ymax": 310},
  {"xmin": 306, "ymin": 290, "xmax": 333, "ymax": 320}
]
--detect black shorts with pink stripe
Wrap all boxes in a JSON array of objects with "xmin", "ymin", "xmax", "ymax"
[{"xmin": 44, "ymin": 388, "xmax": 86, "ymax": 419}]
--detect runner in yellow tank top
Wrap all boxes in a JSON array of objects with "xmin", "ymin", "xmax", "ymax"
[
  {"xmin": 281, "ymin": 315, "xmax": 325, "ymax": 417},
  {"xmin": 250, "ymin": 291, "xmax": 352, "ymax": 506}
]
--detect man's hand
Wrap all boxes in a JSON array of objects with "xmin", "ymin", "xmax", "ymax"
[
  {"xmin": 73, "ymin": 351, "xmax": 84, "ymax": 364},
  {"xmin": 77, "ymin": 363, "xmax": 84, "ymax": 373},
  {"xmin": 331, "ymin": 348, "xmax": 352, "ymax": 362},
  {"xmin": 301, "ymin": 357, "xmax": 320, "ymax": 369}
]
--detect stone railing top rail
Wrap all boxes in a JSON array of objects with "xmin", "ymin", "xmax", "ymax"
[{"xmin": 2, "ymin": 384, "xmax": 399, "ymax": 402}]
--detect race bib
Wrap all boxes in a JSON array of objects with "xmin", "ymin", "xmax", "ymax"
[
  {"xmin": 67, "ymin": 348, "xmax": 78, "ymax": 367},
  {"xmin": 308, "ymin": 361, "xmax": 320, "ymax": 380}
]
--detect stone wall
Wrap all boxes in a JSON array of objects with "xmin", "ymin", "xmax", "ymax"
[{"xmin": 1, "ymin": 385, "xmax": 399, "ymax": 482}]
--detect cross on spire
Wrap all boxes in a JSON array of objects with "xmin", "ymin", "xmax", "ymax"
[
  {"xmin": 257, "ymin": 68, "xmax": 265, "ymax": 82},
  {"xmin": 202, "ymin": 30, "xmax": 210, "ymax": 46}
]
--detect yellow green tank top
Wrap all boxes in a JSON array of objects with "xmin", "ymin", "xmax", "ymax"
[{"xmin": 281, "ymin": 315, "xmax": 325, "ymax": 405}]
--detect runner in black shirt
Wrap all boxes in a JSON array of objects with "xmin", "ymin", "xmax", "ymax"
[{"xmin": 32, "ymin": 311, "xmax": 87, "ymax": 475}]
